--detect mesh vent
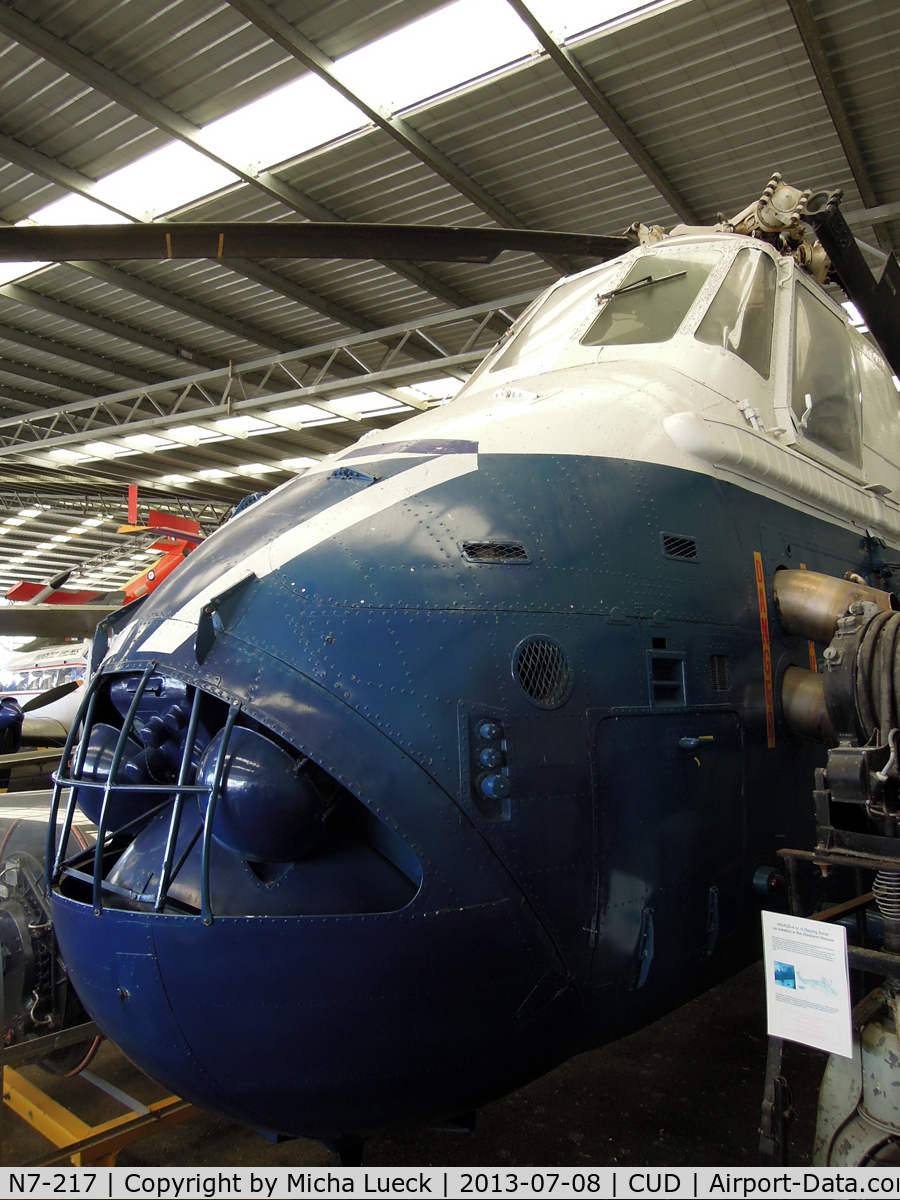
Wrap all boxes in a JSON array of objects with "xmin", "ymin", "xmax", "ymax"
[
  {"xmin": 710, "ymin": 654, "xmax": 731, "ymax": 691},
  {"xmin": 461, "ymin": 541, "xmax": 530, "ymax": 564},
  {"xmin": 512, "ymin": 636, "xmax": 573, "ymax": 708},
  {"xmin": 662, "ymin": 533, "xmax": 699, "ymax": 561}
]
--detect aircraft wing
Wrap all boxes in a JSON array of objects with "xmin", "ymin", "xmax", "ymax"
[{"xmin": 0, "ymin": 605, "xmax": 118, "ymax": 637}]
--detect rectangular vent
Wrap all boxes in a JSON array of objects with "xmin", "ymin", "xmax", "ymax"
[
  {"xmin": 662, "ymin": 533, "xmax": 699, "ymax": 561},
  {"xmin": 710, "ymin": 654, "xmax": 731, "ymax": 691},
  {"xmin": 460, "ymin": 541, "xmax": 530, "ymax": 564},
  {"xmin": 650, "ymin": 656, "xmax": 685, "ymax": 707}
]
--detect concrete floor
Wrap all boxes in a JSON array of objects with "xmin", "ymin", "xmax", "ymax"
[{"xmin": 2, "ymin": 961, "xmax": 827, "ymax": 1169}]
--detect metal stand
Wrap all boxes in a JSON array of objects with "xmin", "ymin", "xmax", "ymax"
[
  {"xmin": 1, "ymin": 1024, "xmax": 198, "ymax": 1166},
  {"xmin": 759, "ymin": 1036, "xmax": 791, "ymax": 1166}
]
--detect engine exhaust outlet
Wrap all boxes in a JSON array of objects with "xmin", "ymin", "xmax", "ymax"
[
  {"xmin": 773, "ymin": 570, "xmax": 896, "ymax": 646},
  {"xmin": 781, "ymin": 665, "xmax": 837, "ymax": 745}
]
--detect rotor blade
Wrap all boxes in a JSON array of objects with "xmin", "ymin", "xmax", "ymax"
[
  {"xmin": 0, "ymin": 223, "xmax": 636, "ymax": 264},
  {"xmin": 803, "ymin": 199, "xmax": 900, "ymax": 378},
  {"xmin": 0, "ymin": 604, "xmax": 117, "ymax": 637},
  {"xmin": 21, "ymin": 680, "xmax": 81, "ymax": 712}
]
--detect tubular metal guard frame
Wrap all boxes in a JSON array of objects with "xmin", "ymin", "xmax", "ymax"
[{"xmin": 46, "ymin": 665, "xmax": 242, "ymax": 923}]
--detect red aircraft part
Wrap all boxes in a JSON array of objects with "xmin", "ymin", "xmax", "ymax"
[
  {"xmin": 5, "ymin": 582, "xmax": 102, "ymax": 604},
  {"xmin": 124, "ymin": 540, "xmax": 194, "ymax": 603}
]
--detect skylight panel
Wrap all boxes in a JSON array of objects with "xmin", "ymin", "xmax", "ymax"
[
  {"xmin": 401, "ymin": 377, "xmax": 465, "ymax": 402},
  {"xmin": 267, "ymin": 403, "xmax": 348, "ymax": 427},
  {"xmin": 332, "ymin": 392, "xmax": 411, "ymax": 417},
  {"xmin": 235, "ymin": 462, "xmax": 279, "ymax": 475},
  {"xmin": 335, "ymin": 0, "xmax": 539, "ymax": 113},
  {"xmin": 91, "ymin": 142, "xmax": 238, "ymax": 223},
  {"xmin": 214, "ymin": 415, "xmax": 281, "ymax": 436},
  {"xmin": 281, "ymin": 457, "xmax": 319, "ymax": 471},
  {"xmin": 331, "ymin": 392, "xmax": 411, "ymax": 415},
  {"xmin": 199, "ymin": 75, "xmax": 364, "ymax": 171},
  {"xmin": 525, "ymin": 0, "xmax": 659, "ymax": 39},
  {"xmin": 121, "ymin": 433, "xmax": 178, "ymax": 453},
  {"xmin": 46, "ymin": 448, "xmax": 98, "ymax": 464},
  {"xmin": 83, "ymin": 440, "xmax": 138, "ymax": 458},
  {"xmin": 0, "ymin": 262, "xmax": 45, "ymax": 286},
  {"xmin": 165, "ymin": 424, "xmax": 228, "ymax": 445},
  {"xmin": 28, "ymin": 194, "xmax": 132, "ymax": 226}
]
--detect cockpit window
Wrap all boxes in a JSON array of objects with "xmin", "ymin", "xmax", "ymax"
[
  {"xmin": 489, "ymin": 269, "xmax": 613, "ymax": 374},
  {"xmin": 695, "ymin": 249, "xmax": 776, "ymax": 378},
  {"xmin": 580, "ymin": 248, "xmax": 721, "ymax": 347},
  {"xmin": 791, "ymin": 284, "xmax": 861, "ymax": 468}
]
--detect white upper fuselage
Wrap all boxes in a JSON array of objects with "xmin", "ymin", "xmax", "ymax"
[{"xmin": 313, "ymin": 232, "xmax": 900, "ymax": 547}]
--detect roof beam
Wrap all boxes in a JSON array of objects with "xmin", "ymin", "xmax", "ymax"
[
  {"xmin": 0, "ymin": 356, "xmax": 111, "ymax": 397},
  {"xmin": 0, "ymin": 129, "xmax": 135, "ymax": 221},
  {"xmin": 0, "ymin": 1, "xmax": 500, "ymax": 311},
  {"xmin": 0, "ymin": 279, "xmax": 226, "ymax": 370},
  {"xmin": 844, "ymin": 201, "xmax": 900, "ymax": 227},
  {"xmin": 67, "ymin": 261, "xmax": 297, "ymax": 353},
  {"xmin": 786, "ymin": 0, "xmax": 891, "ymax": 249},
  {"xmin": 0, "ymin": 288, "xmax": 536, "ymax": 451},
  {"xmin": 226, "ymin": 0, "xmax": 560, "ymax": 238},
  {"xmin": 0, "ymin": 487, "xmax": 229, "ymax": 524},
  {"xmin": 0, "ymin": 382, "xmax": 46, "ymax": 411},
  {"xmin": 504, "ymin": 0, "xmax": 699, "ymax": 226},
  {"xmin": 0, "ymin": 0, "xmax": 328, "ymax": 219},
  {"xmin": 0, "ymin": 319, "xmax": 167, "ymax": 386},
  {"xmin": 220, "ymin": 258, "xmax": 379, "ymax": 333}
]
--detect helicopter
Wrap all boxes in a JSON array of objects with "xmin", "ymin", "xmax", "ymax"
[{"xmin": 4, "ymin": 175, "xmax": 900, "ymax": 1158}]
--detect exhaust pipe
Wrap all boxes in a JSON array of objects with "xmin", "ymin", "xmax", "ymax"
[
  {"xmin": 782, "ymin": 665, "xmax": 837, "ymax": 745},
  {"xmin": 773, "ymin": 570, "xmax": 896, "ymax": 645}
]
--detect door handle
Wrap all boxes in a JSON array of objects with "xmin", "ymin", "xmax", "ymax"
[{"xmin": 678, "ymin": 736, "xmax": 715, "ymax": 750}]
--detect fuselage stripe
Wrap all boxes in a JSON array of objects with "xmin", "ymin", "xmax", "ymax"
[{"xmin": 754, "ymin": 551, "xmax": 776, "ymax": 749}]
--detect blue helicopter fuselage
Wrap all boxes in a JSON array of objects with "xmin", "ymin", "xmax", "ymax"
[{"xmin": 49, "ymin": 233, "xmax": 900, "ymax": 1137}]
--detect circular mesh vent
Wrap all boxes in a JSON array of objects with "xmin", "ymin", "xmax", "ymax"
[{"xmin": 512, "ymin": 636, "xmax": 574, "ymax": 709}]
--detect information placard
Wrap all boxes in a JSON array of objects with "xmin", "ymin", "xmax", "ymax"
[{"xmin": 761, "ymin": 910, "xmax": 853, "ymax": 1057}]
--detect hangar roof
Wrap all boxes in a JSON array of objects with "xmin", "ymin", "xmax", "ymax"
[{"xmin": 0, "ymin": 0, "xmax": 895, "ymax": 593}]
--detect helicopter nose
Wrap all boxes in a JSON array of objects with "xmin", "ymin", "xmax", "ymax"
[
  {"xmin": 51, "ymin": 881, "xmax": 580, "ymax": 1138},
  {"xmin": 50, "ymin": 665, "xmax": 582, "ymax": 1137}
]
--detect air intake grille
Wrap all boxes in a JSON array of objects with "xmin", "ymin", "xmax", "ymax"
[
  {"xmin": 710, "ymin": 654, "xmax": 731, "ymax": 691},
  {"xmin": 461, "ymin": 541, "xmax": 530, "ymax": 564},
  {"xmin": 512, "ymin": 636, "xmax": 573, "ymax": 709},
  {"xmin": 662, "ymin": 533, "xmax": 699, "ymax": 561}
]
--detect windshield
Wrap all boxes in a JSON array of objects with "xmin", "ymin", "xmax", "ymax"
[
  {"xmin": 581, "ymin": 247, "xmax": 721, "ymax": 347},
  {"xmin": 489, "ymin": 266, "xmax": 616, "ymax": 374},
  {"xmin": 791, "ymin": 283, "xmax": 861, "ymax": 467},
  {"xmin": 695, "ymin": 248, "xmax": 776, "ymax": 377}
]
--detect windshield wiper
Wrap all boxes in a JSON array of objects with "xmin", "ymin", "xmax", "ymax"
[{"xmin": 598, "ymin": 271, "xmax": 687, "ymax": 301}]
